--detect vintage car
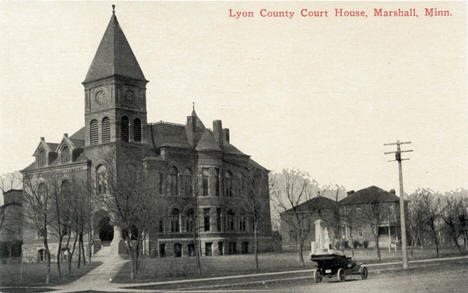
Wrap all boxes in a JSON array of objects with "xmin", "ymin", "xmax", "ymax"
[{"xmin": 310, "ymin": 253, "xmax": 368, "ymax": 282}]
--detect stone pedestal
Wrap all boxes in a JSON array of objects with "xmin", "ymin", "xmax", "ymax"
[{"xmin": 111, "ymin": 226, "xmax": 124, "ymax": 255}]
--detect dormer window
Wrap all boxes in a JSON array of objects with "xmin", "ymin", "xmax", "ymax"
[
  {"xmin": 61, "ymin": 145, "xmax": 70, "ymax": 164},
  {"xmin": 38, "ymin": 149, "xmax": 46, "ymax": 167}
]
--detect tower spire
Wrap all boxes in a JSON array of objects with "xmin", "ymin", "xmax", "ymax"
[{"xmin": 112, "ymin": 4, "xmax": 115, "ymax": 15}]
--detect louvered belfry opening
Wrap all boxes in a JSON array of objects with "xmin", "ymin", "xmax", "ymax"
[
  {"xmin": 90, "ymin": 119, "xmax": 98, "ymax": 145},
  {"xmin": 134, "ymin": 118, "xmax": 141, "ymax": 142},
  {"xmin": 121, "ymin": 116, "xmax": 129, "ymax": 142},
  {"xmin": 102, "ymin": 117, "xmax": 110, "ymax": 143}
]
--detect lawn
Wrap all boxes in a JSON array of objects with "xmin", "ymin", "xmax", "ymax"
[
  {"xmin": 114, "ymin": 247, "xmax": 466, "ymax": 283},
  {"xmin": 0, "ymin": 261, "xmax": 101, "ymax": 286}
]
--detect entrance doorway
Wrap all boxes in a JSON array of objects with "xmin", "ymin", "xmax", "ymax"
[{"xmin": 98, "ymin": 216, "xmax": 114, "ymax": 245}]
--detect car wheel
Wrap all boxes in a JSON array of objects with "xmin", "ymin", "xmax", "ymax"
[
  {"xmin": 337, "ymin": 268, "xmax": 345, "ymax": 282},
  {"xmin": 314, "ymin": 270, "xmax": 322, "ymax": 283},
  {"xmin": 361, "ymin": 267, "xmax": 368, "ymax": 280}
]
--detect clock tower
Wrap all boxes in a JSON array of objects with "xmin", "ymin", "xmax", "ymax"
[{"xmin": 82, "ymin": 9, "xmax": 148, "ymax": 146}]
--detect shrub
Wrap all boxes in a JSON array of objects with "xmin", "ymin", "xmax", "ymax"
[
  {"xmin": 353, "ymin": 240, "xmax": 361, "ymax": 249},
  {"xmin": 363, "ymin": 240, "xmax": 369, "ymax": 248}
]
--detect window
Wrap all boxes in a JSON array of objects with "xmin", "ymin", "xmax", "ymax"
[
  {"xmin": 227, "ymin": 210, "xmax": 235, "ymax": 231},
  {"xmin": 38, "ymin": 149, "xmax": 46, "ymax": 167},
  {"xmin": 204, "ymin": 208, "xmax": 210, "ymax": 232},
  {"xmin": 159, "ymin": 219, "xmax": 164, "ymax": 233},
  {"xmin": 61, "ymin": 145, "xmax": 70, "ymax": 163},
  {"xmin": 170, "ymin": 208, "xmax": 180, "ymax": 233},
  {"xmin": 205, "ymin": 242, "xmax": 212, "ymax": 256},
  {"xmin": 174, "ymin": 243, "xmax": 182, "ymax": 257},
  {"xmin": 61, "ymin": 180, "xmax": 71, "ymax": 199},
  {"xmin": 239, "ymin": 215, "xmax": 247, "ymax": 232},
  {"xmin": 202, "ymin": 168, "xmax": 209, "ymax": 196},
  {"xmin": 158, "ymin": 172, "xmax": 164, "ymax": 195},
  {"xmin": 241, "ymin": 241, "xmax": 249, "ymax": 254},
  {"xmin": 102, "ymin": 117, "xmax": 110, "ymax": 143},
  {"xmin": 182, "ymin": 169, "xmax": 192, "ymax": 197},
  {"xmin": 214, "ymin": 168, "xmax": 220, "ymax": 196},
  {"xmin": 169, "ymin": 167, "xmax": 179, "ymax": 196},
  {"xmin": 38, "ymin": 183, "xmax": 47, "ymax": 203},
  {"xmin": 216, "ymin": 208, "xmax": 222, "ymax": 231},
  {"xmin": 228, "ymin": 242, "xmax": 237, "ymax": 255},
  {"xmin": 121, "ymin": 116, "xmax": 129, "ymax": 142},
  {"xmin": 186, "ymin": 208, "xmax": 194, "ymax": 232},
  {"xmin": 188, "ymin": 243, "xmax": 196, "ymax": 256},
  {"xmin": 90, "ymin": 119, "xmax": 98, "ymax": 145},
  {"xmin": 159, "ymin": 243, "xmax": 166, "ymax": 257},
  {"xmin": 133, "ymin": 118, "xmax": 141, "ymax": 142},
  {"xmin": 96, "ymin": 165, "xmax": 107, "ymax": 194},
  {"xmin": 224, "ymin": 172, "xmax": 232, "ymax": 197},
  {"xmin": 218, "ymin": 242, "xmax": 224, "ymax": 255}
]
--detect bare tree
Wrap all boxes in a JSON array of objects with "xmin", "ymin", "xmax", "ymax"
[
  {"xmin": 358, "ymin": 199, "xmax": 386, "ymax": 261},
  {"xmin": 0, "ymin": 172, "xmax": 23, "ymax": 196},
  {"xmin": 441, "ymin": 189, "xmax": 467, "ymax": 253},
  {"xmin": 270, "ymin": 169, "xmax": 316, "ymax": 266},
  {"xmin": 22, "ymin": 175, "xmax": 52, "ymax": 284},
  {"xmin": 239, "ymin": 166, "xmax": 268, "ymax": 272},
  {"xmin": 414, "ymin": 188, "xmax": 442, "ymax": 257},
  {"xmin": 96, "ymin": 156, "xmax": 160, "ymax": 279},
  {"xmin": 340, "ymin": 205, "xmax": 358, "ymax": 256},
  {"xmin": 407, "ymin": 193, "xmax": 426, "ymax": 254}
]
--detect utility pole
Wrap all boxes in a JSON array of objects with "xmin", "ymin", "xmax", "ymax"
[{"xmin": 384, "ymin": 140, "xmax": 412, "ymax": 269}]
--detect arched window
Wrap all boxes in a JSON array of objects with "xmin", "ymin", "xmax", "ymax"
[
  {"xmin": 102, "ymin": 117, "xmax": 110, "ymax": 143},
  {"xmin": 96, "ymin": 165, "xmax": 107, "ymax": 194},
  {"xmin": 169, "ymin": 166, "xmax": 179, "ymax": 196},
  {"xmin": 182, "ymin": 169, "xmax": 192, "ymax": 197},
  {"xmin": 239, "ymin": 214, "xmax": 247, "ymax": 232},
  {"xmin": 61, "ymin": 145, "xmax": 70, "ymax": 164},
  {"xmin": 133, "ymin": 118, "xmax": 141, "ymax": 142},
  {"xmin": 170, "ymin": 208, "xmax": 180, "ymax": 233},
  {"xmin": 90, "ymin": 119, "xmax": 98, "ymax": 145},
  {"xmin": 120, "ymin": 116, "xmax": 129, "ymax": 142},
  {"xmin": 185, "ymin": 208, "xmax": 195, "ymax": 232},
  {"xmin": 61, "ymin": 180, "xmax": 71, "ymax": 197},
  {"xmin": 38, "ymin": 149, "xmax": 46, "ymax": 167},
  {"xmin": 224, "ymin": 172, "xmax": 232, "ymax": 197},
  {"xmin": 202, "ymin": 168, "xmax": 209, "ymax": 196}
]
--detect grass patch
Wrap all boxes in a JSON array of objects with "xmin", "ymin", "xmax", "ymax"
[
  {"xmin": 114, "ymin": 248, "xmax": 465, "ymax": 283},
  {"xmin": 0, "ymin": 261, "xmax": 102, "ymax": 286}
]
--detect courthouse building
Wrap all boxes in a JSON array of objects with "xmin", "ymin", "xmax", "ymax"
[{"xmin": 20, "ymin": 9, "xmax": 272, "ymax": 262}]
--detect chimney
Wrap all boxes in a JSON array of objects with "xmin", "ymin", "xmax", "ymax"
[
  {"xmin": 213, "ymin": 120, "xmax": 223, "ymax": 147},
  {"xmin": 40, "ymin": 137, "xmax": 45, "ymax": 141},
  {"xmin": 223, "ymin": 128, "xmax": 230, "ymax": 143},
  {"xmin": 390, "ymin": 189, "xmax": 396, "ymax": 195},
  {"xmin": 64, "ymin": 133, "xmax": 68, "ymax": 138},
  {"xmin": 347, "ymin": 190, "xmax": 355, "ymax": 197}
]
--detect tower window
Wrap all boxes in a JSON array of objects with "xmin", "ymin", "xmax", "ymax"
[
  {"xmin": 121, "ymin": 116, "xmax": 129, "ymax": 142},
  {"xmin": 96, "ymin": 165, "xmax": 107, "ymax": 194},
  {"xmin": 90, "ymin": 119, "xmax": 98, "ymax": 145},
  {"xmin": 134, "ymin": 118, "xmax": 141, "ymax": 142},
  {"xmin": 102, "ymin": 117, "xmax": 110, "ymax": 143},
  {"xmin": 202, "ymin": 168, "xmax": 209, "ymax": 196},
  {"xmin": 169, "ymin": 166, "xmax": 179, "ymax": 196}
]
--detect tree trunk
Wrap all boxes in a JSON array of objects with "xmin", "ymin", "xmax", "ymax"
[
  {"xmin": 43, "ymin": 234, "xmax": 51, "ymax": 284},
  {"xmin": 254, "ymin": 221, "xmax": 259, "ymax": 272},
  {"xmin": 56, "ymin": 236, "xmax": 63, "ymax": 278},
  {"xmin": 375, "ymin": 231, "xmax": 381, "ymax": 261},
  {"xmin": 80, "ymin": 232, "xmax": 87, "ymax": 266}
]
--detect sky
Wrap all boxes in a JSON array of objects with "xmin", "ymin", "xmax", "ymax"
[{"xmin": 0, "ymin": 1, "xmax": 466, "ymax": 196}]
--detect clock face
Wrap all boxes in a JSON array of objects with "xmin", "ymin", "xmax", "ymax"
[
  {"xmin": 124, "ymin": 90, "xmax": 136, "ymax": 105},
  {"xmin": 95, "ymin": 90, "xmax": 109, "ymax": 105}
]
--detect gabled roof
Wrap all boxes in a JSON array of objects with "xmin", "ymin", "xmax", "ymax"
[
  {"xmin": 281, "ymin": 196, "xmax": 337, "ymax": 215},
  {"xmin": 195, "ymin": 130, "xmax": 221, "ymax": 152},
  {"xmin": 32, "ymin": 139, "xmax": 58, "ymax": 156},
  {"xmin": 150, "ymin": 122, "xmax": 192, "ymax": 149},
  {"xmin": 83, "ymin": 13, "xmax": 146, "ymax": 83},
  {"xmin": 223, "ymin": 142, "xmax": 247, "ymax": 156},
  {"xmin": 70, "ymin": 127, "xmax": 85, "ymax": 141},
  {"xmin": 340, "ymin": 186, "xmax": 399, "ymax": 205}
]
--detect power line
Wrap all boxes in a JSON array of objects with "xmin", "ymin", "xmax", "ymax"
[{"xmin": 384, "ymin": 139, "xmax": 412, "ymax": 270}]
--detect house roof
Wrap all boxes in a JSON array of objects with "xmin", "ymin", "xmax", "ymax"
[
  {"xmin": 195, "ymin": 130, "xmax": 222, "ymax": 152},
  {"xmin": 70, "ymin": 127, "xmax": 86, "ymax": 141},
  {"xmin": 150, "ymin": 123, "xmax": 192, "ymax": 149},
  {"xmin": 83, "ymin": 13, "xmax": 146, "ymax": 83},
  {"xmin": 281, "ymin": 196, "xmax": 337, "ymax": 215},
  {"xmin": 340, "ymin": 186, "xmax": 399, "ymax": 205}
]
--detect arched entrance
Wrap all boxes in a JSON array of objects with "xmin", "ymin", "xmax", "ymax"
[{"xmin": 98, "ymin": 216, "xmax": 114, "ymax": 245}]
